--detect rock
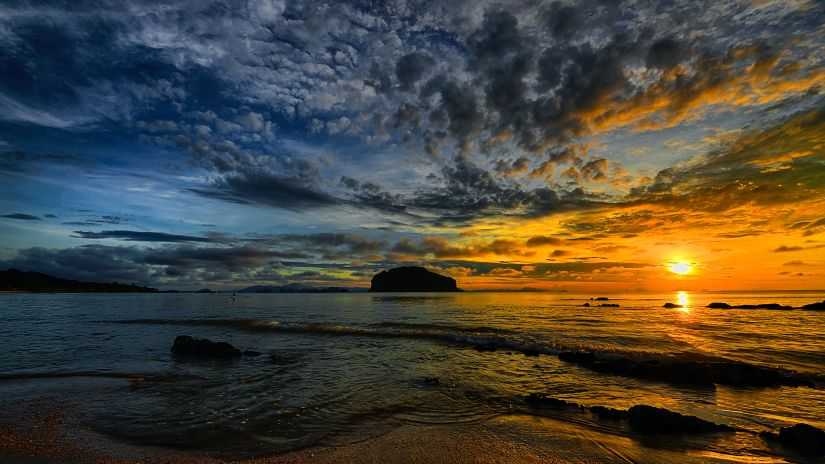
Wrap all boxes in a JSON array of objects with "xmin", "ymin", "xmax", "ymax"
[
  {"xmin": 242, "ymin": 350, "xmax": 262, "ymax": 357},
  {"xmin": 708, "ymin": 302, "xmax": 732, "ymax": 309},
  {"xmin": 801, "ymin": 300, "xmax": 825, "ymax": 311},
  {"xmin": 524, "ymin": 394, "xmax": 583, "ymax": 409},
  {"xmin": 707, "ymin": 302, "xmax": 794, "ymax": 310},
  {"xmin": 576, "ymin": 357, "xmax": 812, "ymax": 388},
  {"xmin": 582, "ymin": 302, "xmax": 591, "ymax": 307},
  {"xmin": 368, "ymin": 266, "xmax": 459, "ymax": 292},
  {"xmin": 422, "ymin": 377, "xmax": 440, "ymax": 386},
  {"xmin": 171, "ymin": 335, "xmax": 242, "ymax": 358},
  {"xmin": 761, "ymin": 423, "xmax": 825, "ymax": 456},
  {"xmin": 589, "ymin": 405, "xmax": 628, "ymax": 420},
  {"xmin": 598, "ymin": 303, "xmax": 620, "ymax": 307},
  {"xmin": 662, "ymin": 303, "xmax": 683, "ymax": 308},
  {"xmin": 473, "ymin": 344, "xmax": 497, "ymax": 352},
  {"xmin": 558, "ymin": 351, "xmax": 596, "ymax": 364},
  {"xmin": 521, "ymin": 349, "xmax": 541, "ymax": 357},
  {"xmin": 595, "ymin": 297, "xmax": 609, "ymax": 301},
  {"xmin": 627, "ymin": 405, "xmax": 732, "ymax": 434}
]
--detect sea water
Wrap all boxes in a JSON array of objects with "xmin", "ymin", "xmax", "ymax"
[{"xmin": 0, "ymin": 291, "xmax": 823, "ymax": 461}]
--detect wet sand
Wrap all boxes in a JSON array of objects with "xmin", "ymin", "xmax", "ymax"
[
  {"xmin": 0, "ymin": 399, "xmax": 771, "ymax": 464},
  {"xmin": 0, "ymin": 403, "xmax": 571, "ymax": 464}
]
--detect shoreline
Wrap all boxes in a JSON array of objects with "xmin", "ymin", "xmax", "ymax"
[{"xmin": 0, "ymin": 398, "xmax": 794, "ymax": 464}]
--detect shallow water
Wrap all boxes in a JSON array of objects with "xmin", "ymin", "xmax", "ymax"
[{"xmin": 0, "ymin": 291, "xmax": 823, "ymax": 462}]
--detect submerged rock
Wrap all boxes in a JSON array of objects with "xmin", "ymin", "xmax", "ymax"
[
  {"xmin": 707, "ymin": 302, "xmax": 794, "ymax": 310},
  {"xmin": 368, "ymin": 266, "xmax": 459, "ymax": 292},
  {"xmin": 582, "ymin": 302, "xmax": 591, "ymax": 307},
  {"xmin": 524, "ymin": 393, "xmax": 583, "ymax": 409},
  {"xmin": 598, "ymin": 303, "xmax": 620, "ymax": 307},
  {"xmin": 171, "ymin": 335, "xmax": 242, "ymax": 358},
  {"xmin": 422, "ymin": 377, "xmax": 440, "ymax": 386},
  {"xmin": 662, "ymin": 303, "xmax": 683, "ymax": 308},
  {"xmin": 558, "ymin": 351, "xmax": 596, "ymax": 364},
  {"xmin": 708, "ymin": 302, "xmax": 732, "ymax": 308},
  {"xmin": 589, "ymin": 405, "xmax": 628, "ymax": 420},
  {"xmin": 557, "ymin": 354, "xmax": 813, "ymax": 388},
  {"xmin": 242, "ymin": 350, "xmax": 262, "ymax": 357},
  {"xmin": 801, "ymin": 300, "xmax": 825, "ymax": 311},
  {"xmin": 473, "ymin": 344, "xmax": 497, "ymax": 352},
  {"xmin": 521, "ymin": 349, "xmax": 541, "ymax": 357},
  {"xmin": 627, "ymin": 405, "xmax": 732, "ymax": 434},
  {"xmin": 761, "ymin": 423, "xmax": 825, "ymax": 456}
]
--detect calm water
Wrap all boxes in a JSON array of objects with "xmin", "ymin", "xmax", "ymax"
[{"xmin": 1, "ymin": 291, "xmax": 823, "ymax": 462}]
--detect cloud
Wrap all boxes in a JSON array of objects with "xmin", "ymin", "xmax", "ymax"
[
  {"xmin": 72, "ymin": 230, "xmax": 215, "ymax": 243},
  {"xmin": 192, "ymin": 170, "xmax": 338, "ymax": 210},
  {"xmin": 774, "ymin": 245, "xmax": 803, "ymax": 252},
  {"xmin": 1, "ymin": 213, "xmax": 41, "ymax": 220},
  {"xmin": 525, "ymin": 235, "xmax": 564, "ymax": 247}
]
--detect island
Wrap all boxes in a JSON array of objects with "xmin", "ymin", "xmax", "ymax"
[
  {"xmin": 0, "ymin": 268, "xmax": 158, "ymax": 293},
  {"xmin": 369, "ymin": 266, "xmax": 460, "ymax": 292}
]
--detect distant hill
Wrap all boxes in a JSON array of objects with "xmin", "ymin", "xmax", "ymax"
[
  {"xmin": 238, "ymin": 283, "xmax": 352, "ymax": 293},
  {"xmin": 0, "ymin": 268, "xmax": 159, "ymax": 293},
  {"xmin": 369, "ymin": 266, "xmax": 460, "ymax": 292}
]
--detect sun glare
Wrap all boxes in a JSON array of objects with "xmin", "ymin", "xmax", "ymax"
[{"xmin": 668, "ymin": 261, "xmax": 691, "ymax": 275}]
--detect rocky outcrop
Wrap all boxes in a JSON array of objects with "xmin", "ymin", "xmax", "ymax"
[
  {"xmin": 556, "ymin": 353, "xmax": 813, "ymax": 388},
  {"xmin": 801, "ymin": 300, "xmax": 825, "ymax": 310},
  {"xmin": 626, "ymin": 405, "xmax": 733, "ymax": 434},
  {"xmin": 761, "ymin": 423, "xmax": 825, "ymax": 456},
  {"xmin": 368, "ymin": 266, "xmax": 459, "ymax": 292},
  {"xmin": 707, "ymin": 302, "xmax": 793, "ymax": 310},
  {"xmin": 662, "ymin": 303, "xmax": 683, "ymax": 308},
  {"xmin": 524, "ymin": 395, "xmax": 733, "ymax": 435},
  {"xmin": 171, "ymin": 335, "xmax": 242, "ymax": 358}
]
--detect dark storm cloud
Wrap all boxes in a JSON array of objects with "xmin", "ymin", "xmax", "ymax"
[
  {"xmin": 192, "ymin": 170, "xmax": 338, "ymax": 210},
  {"xmin": 1, "ymin": 213, "xmax": 41, "ymax": 220},
  {"xmin": 396, "ymin": 52, "xmax": 436, "ymax": 92},
  {"xmin": 278, "ymin": 233, "xmax": 387, "ymax": 255},
  {"xmin": 646, "ymin": 37, "xmax": 684, "ymax": 69},
  {"xmin": 0, "ymin": 245, "xmax": 154, "ymax": 284},
  {"xmin": 72, "ymin": 230, "xmax": 215, "ymax": 243}
]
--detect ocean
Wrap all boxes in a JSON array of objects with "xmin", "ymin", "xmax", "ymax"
[{"xmin": 1, "ymin": 291, "xmax": 823, "ymax": 463}]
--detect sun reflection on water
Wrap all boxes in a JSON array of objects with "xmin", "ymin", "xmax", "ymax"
[{"xmin": 677, "ymin": 291, "xmax": 690, "ymax": 312}]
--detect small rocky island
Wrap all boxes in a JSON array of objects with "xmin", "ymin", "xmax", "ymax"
[{"xmin": 369, "ymin": 266, "xmax": 460, "ymax": 292}]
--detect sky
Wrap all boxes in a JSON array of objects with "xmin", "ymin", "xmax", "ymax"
[{"xmin": 0, "ymin": 0, "xmax": 823, "ymax": 291}]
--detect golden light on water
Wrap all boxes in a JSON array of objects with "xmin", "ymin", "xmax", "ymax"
[
  {"xmin": 676, "ymin": 291, "xmax": 691, "ymax": 312},
  {"xmin": 668, "ymin": 261, "xmax": 691, "ymax": 275}
]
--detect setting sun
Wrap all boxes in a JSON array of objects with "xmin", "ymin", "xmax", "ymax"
[{"xmin": 668, "ymin": 261, "xmax": 692, "ymax": 275}]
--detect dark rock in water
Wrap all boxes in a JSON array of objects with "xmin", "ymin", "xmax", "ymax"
[
  {"xmin": 558, "ymin": 351, "xmax": 596, "ymax": 364},
  {"xmin": 598, "ymin": 303, "xmax": 620, "ymax": 307},
  {"xmin": 524, "ymin": 393, "xmax": 583, "ymax": 409},
  {"xmin": 627, "ymin": 405, "xmax": 733, "ymax": 434},
  {"xmin": 473, "ymin": 344, "xmax": 497, "ymax": 352},
  {"xmin": 369, "ymin": 266, "xmax": 459, "ymax": 292},
  {"xmin": 422, "ymin": 377, "xmax": 440, "ymax": 386},
  {"xmin": 242, "ymin": 350, "xmax": 262, "ymax": 357},
  {"xmin": 582, "ymin": 302, "xmax": 591, "ymax": 307},
  {"xmin": 708, "ymin": 302, "xmax": 732, "ymax": 309},
  {"xmin": 708, "ymin": 302, "xmax": 794, "ymax": 310},
  {"xmin": 761, "ymin": 423, "xmax": 825, "ymax": 456},
  {"xmin": 801, "ymin": 300, "xmax": 825, "ymax": 311},
  {"xmin": 662, "ymin": 302, "xmax": 683, "ymax": 308},
  {"xmin": 595, "ymin": 297, "xmax": 609, "ymax": 301},
  {"xmin": 171, "ymin": 335, "xmax": 242, "ymax": 358},
  {"xmin": 590, "ymin": 405, "xmax": 628, "ymax": 420},
  {"xmin": 521, "ymin": 349, "xmax": 541, "ymax": 357},
  {"xmin": 564, "ymin": 355, "xmax": 813, "ymax": 389}
]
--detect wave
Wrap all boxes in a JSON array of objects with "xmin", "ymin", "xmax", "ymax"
[
  {"xmin": 106, "ymin": 318, "xmax": 677, "ymax": 358},
  {"xmin": 0, "ymin": 371, "xmax": 202, "ymax": 382}
]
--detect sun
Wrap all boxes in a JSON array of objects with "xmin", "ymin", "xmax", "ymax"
[{"xmin": 668, "ymin": 261, "xmax": 691, "ymax": 275}]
